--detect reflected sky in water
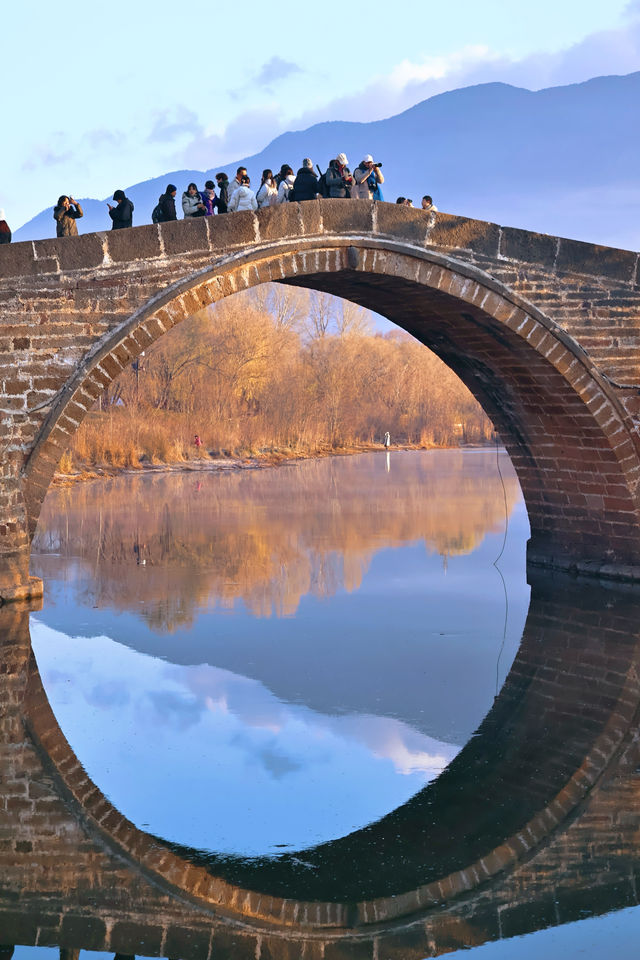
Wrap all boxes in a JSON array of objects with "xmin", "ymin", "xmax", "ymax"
[{"xmin": 30, "ymin": 449, "xmax": 531, "ymax": 856}]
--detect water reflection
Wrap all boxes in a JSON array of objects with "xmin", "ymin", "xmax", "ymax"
[{"xmin": 29, "ymin": 450, "xmax": 529, "ymax": 857}]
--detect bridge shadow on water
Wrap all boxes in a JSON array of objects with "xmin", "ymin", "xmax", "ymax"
[{"xmin": 2, "ymin": 570, "xmax": 640, "ymax": 957}]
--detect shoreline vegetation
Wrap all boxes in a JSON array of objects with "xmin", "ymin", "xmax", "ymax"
[{"xmin": 55, "ymin": 285, "xmax": 495, "ymax": 484}]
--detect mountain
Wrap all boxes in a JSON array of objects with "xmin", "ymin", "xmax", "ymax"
[{"xmin": 14, "ymin": 72, "xmax": 640, "ymax": 249}]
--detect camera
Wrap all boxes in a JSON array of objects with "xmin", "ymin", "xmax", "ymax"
[{"xmin": 374, "ymin": 162, "xmax": 382, "ymax": 168}]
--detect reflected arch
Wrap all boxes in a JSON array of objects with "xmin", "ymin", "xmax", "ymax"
[
  {"xmin": 20, "ymin": 571, "xmax": 640, "ymax": 933},
  {"xmin": 24, "ymin": 224, "xmax": 640, "ymax": 580}
]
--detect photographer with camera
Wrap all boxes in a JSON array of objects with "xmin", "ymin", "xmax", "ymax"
[{"xmin": 353, "ymin": 155, "xmax": 384, "ymax": 200}]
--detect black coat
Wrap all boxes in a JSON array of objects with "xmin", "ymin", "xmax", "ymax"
[
  {"xmin": 159, "ymin": 192, "xmax": 177, "ymax": 222},
  {"xmin": 109, "ymin": 198, "xmax": 134, "ymax": 229},
  {"xmin": 292, "ymin": 168, "xmax": 318, "ymax": 201}
]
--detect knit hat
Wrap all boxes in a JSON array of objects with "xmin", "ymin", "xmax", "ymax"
[
  {"xmin": 336, "ymin": 153, "xmax": 348, "ymax": 165},
  {"xmin": 302, "ymin": 158, "xmax": 313, "ymax": 169}
]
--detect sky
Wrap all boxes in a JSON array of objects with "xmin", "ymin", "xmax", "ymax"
[{"xmin": 3, "ymin": 0, "xmax": 640, "ymax": 230}]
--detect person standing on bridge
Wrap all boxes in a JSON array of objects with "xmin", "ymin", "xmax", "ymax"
[
  {"xmin": 215, "ymin": 173, "xmax": 230, "ymax": 213},
  {"xmin": 0, "ymin": 209, "xmax": 11, "ymax": 244},
  {"xmin": 53, "ymin": 195, "xmax": 83, "ymax": 237},
  {"xmin": 292, "ymin": 159, "xmax": 319, "ymax": 201},
  {"xmin": 326, "ymin": 154, "xmax": 354, "ymax": 198},
  {"xmin": 422, "ymin": 195, "xmax": 438, "ymax": 228},
  {"xmin": 107, "ymin": 190, "xmax": 134, "ymax": 229},
  {"xmin": 228, "ymin": 167, "xmax": 248, "ymax": 204},
  {"xmin": 158, "ymin": 184, "xmax": 177, "ymax": 222},
  {"xmin": 353, "ymin": 155, "xmax": 384, "ymax": 200},
  {"xmin": 228, "ymin": 175, "xmax": 258, "ymax": 212}
]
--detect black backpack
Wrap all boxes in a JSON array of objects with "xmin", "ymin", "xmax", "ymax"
[
  {"xmin": 316, "ymin": 165, "xmax": 329, "ymax": 198},
  {"xmin": 151, "ymin": 202, "xmax": 164, "ymax": 224}
]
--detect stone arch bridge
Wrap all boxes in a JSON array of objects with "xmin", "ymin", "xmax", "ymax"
[{"xmin": 1, "ymin": 200, "xmax": 639, "ymax": 601}]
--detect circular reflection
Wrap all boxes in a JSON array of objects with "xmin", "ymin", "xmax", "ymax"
[{"xmin": 30, "ymin": 449, "xmax": 529, "ymax": 856}]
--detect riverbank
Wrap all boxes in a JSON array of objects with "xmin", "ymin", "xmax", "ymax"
[{"xmin": 52, "ymin": 440, "xmax": 491, "ymax": 487}]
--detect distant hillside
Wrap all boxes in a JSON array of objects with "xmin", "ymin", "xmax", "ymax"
[{"xmin": 15, "ymin": 72, "xmax": 640, "ymax": 249}]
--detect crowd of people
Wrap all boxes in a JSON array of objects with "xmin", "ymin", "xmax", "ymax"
[{"xmin": 0, "ymin": 153, "xmax": 438, "ymax": 242}]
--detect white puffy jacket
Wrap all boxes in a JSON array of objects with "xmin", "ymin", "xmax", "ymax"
[
  {"xmin": 228, "ymin": 185, "xmax": 258, "ymax": 212},
  {"xmin": 277, "ymin": 175, "xmax": 295, "ymax": 203}
]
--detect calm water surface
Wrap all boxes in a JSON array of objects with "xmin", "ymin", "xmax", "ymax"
[{"xmin": 30, "ymin": 449, "xmax": 529, "ymax": 856}]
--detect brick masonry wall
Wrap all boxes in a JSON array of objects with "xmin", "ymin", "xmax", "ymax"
[{"xmin": 0, "ymin": 202, "xmax": 639, "ymax": 598}]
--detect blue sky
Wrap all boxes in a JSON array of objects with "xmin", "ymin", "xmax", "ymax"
[{"xmin": 4, "ymin": 0, "xmax": 640, "ymax": 229}]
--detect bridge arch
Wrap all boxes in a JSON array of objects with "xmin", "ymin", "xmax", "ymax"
[{"xmin": 23, "ymin": 226, "xmax": 640, "ymax": 582}]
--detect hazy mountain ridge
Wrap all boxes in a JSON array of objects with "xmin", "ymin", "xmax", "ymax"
[{"xmin": 15, "ymin": 72, "xmax": 640, "ymax": 248}]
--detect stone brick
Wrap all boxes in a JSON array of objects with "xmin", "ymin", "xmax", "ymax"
[
  {"xmin": 159, "ymin": 216, "xmax": 210, "ymax": 255},
  {"xmin": 60, "ymin": 915, "xmax": 107, "ymax": 951},
  {"xmin": 556, "ymin": 239, "xmax": 636, "ymax": 282},
  {"xmin": 430, "ymin": 213, "xmax": 501, "ymax": 256},
  {"xmin": 34, "ymin": 234, "xmax": 105, "ymax": 272},
  {"xmin": 375, "ymin": 204, "xmax": 430, "ymax": 245},
  {"xmin": 110, "ymin": 921, "xmax": 163, "ymax": 955},
  {"xmin": 107, "ymin": 223, "xmax": 163, "ymax": 262},
  {"xmin": 501, "ymin": 226, "xmax": 558, "ymax": 266}
]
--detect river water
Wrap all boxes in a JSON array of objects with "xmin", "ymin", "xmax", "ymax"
[{"xmin": 15, "ymin": 448, "xmax": 640, "ymax": 957}]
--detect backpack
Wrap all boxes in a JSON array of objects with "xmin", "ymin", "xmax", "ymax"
[
  {"xmin": 151, "ymin": 202, "xmax": 164, "ymax": 224},
  {"xmin": 316, "ymin": 166, "xmax": 329, "ymax": 198}
]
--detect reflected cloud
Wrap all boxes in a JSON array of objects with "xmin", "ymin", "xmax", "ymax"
[{"xmin": 31, "ymin": 622, "xmax": 459, "ymax": 855}]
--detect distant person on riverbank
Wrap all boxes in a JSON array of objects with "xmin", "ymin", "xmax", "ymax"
[
  {"xmin": 353, "ymin": 155, "xmax": 384, "ymax": 200},
  {"xmin": 384, "ymin": 431, "xmax": 391, "ymax": 448},
  {"xmin": 194, "ymin": 434, "xmax": 203, "ymax": 457},
  {"xmin": 228, "ymin": 175, "xmax": 258, "ymax": 212},
  {"xmin": 201, "ymin": 180, "xmax": 219, "ymax": 215},
  {"xmin": 422, "ymin": 195, "xmax": 438, "ymax": 227},
  {"xmin": 215, "ymin": 173, "xmax": 230, "ymax": 213},
  {"xmin": 0, "ymin": 209, "xmax": 11, "ymax": 244},
  {"xmin": 182, "ymin": 182, "xmax": 206, "ymax": 218},
  {"xmin": 293, "ymin": 159, "xmax": 319, "ymax": 201},
  {"xmin": 107, "ymin": 190, "xmax": 134, "ymax": 229},
  {"xmin": 53, "ymin": 195, "xmax": 83, "ymax": 237},
  {"xmin": 326, "ymin": 154, "xmax": 353, "ymax": 198}
]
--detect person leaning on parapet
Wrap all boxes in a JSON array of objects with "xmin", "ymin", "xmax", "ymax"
[
  {"xmin": 326, "ymin": 153, "xmax": 354, "ymax": 198},
  {"xmin": 107, "ymin": 190, "xmax": 134, "ymax": 229},
  {"xmin": 0, "ymin": 209, "xmax": 11, "ymax": 244},
  {"xmin": 228, "ymin": 175, "xmax": 257, "ymax": 212},
  {"xmin": 53, "ymin": 195, "xmax": 83, "ymax": 237},
  {"xmin": 228, "ymin": 167, "xmax": 248, "ymax": 204},
  {"xmin": 422, "ymin": 195, "xmax": 438, "ymax": 227},
  {"xmin": 292, "ymin": 159, "xmax": 319, "ymax": 201},
  {"xmin": 182, "ymin": 182, "xmax": 206, "ymax": 218},
  {"xmin": 215, "ymin": 173, "xmax": 230, "ymax": 213},
  {"xmin": 353, "ymin": 155, "xmax": 384, "ymax": 200},
  {"xmin": 157, "ymin": 184, "xmax": 178, "ymax": 222}
]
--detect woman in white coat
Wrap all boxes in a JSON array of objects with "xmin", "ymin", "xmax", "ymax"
[
  {"xmin": 228, "ymin": 176, "xmax": 258, "ymax": 212},
  {"xmin": 256, "ymin": 169, "xmax": 278, "ymax": 208},
  {"xmin": 277, "ymin": 166, "xmax": 295, "ymax": 203}
]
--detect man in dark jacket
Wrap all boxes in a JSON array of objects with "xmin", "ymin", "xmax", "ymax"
[
  {"xmin": 159, "ymin": 184, "xmax": 177, "ymax": 222},
  {"xmin": 107, "ymin": 190, "xmax": 134, "ymax": 229},
  {"xmin": 53, "ymin": 195, "xmax": 84, "ymax": 236},
  {"xmin": 292, "ymin": 159, "xmax": 319, "ymax": 201},
  {"xmin": 215, "ymin": 173, "xmax": 230, "ymax": 213},
  {"xmin": 325, "ymin": 154, "xmax": 354, "ymax": 198}
]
